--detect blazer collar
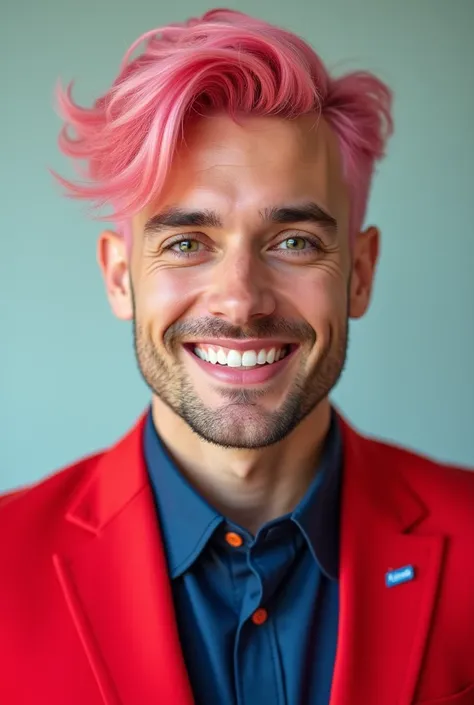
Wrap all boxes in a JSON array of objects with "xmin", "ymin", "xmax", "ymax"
[
  {"xmin": 65, "ymin": 410, "xmax": 427, "ymax": 537},
  {"xmin": 65, "ymin": 414, "xmax": 149, "ymax": 535}
]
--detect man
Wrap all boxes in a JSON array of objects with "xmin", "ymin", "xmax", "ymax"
[{"xmin": 1, "ymin": 8, "xmax": 473, "ymax": 705}]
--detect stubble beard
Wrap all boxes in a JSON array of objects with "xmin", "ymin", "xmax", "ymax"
[{"xmin": 132, "ymin": 319, "xmax": 348, "ymax": 450}]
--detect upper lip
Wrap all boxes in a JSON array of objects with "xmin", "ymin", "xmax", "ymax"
[{"xmin": 184, "ymin": 339, "xmax": 298, "ymax": 352}]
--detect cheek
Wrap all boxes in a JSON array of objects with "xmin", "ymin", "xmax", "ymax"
[
  {"xmin": 277, "ymin": 265, "xmax": 347, "ymax": 331},
  {"xmin": 137, "ymin": 267, "xmax": 203, "ymax": 333}
]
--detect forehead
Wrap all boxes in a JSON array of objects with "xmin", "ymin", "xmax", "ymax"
[{"xmin": 137, "ymin": 113, "xmax": 349, "ymax": 231}]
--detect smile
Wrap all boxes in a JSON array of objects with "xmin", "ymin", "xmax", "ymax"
[
  {"xmin": 184, "ymin": 342, "xmax": 298, "ymax": 385},
  {"xmin": 193, "ymin": 344, "xmax": 291, "ymax": 368}
]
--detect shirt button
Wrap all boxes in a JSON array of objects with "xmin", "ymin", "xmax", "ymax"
[
  {"xmin": 225, "ymin": 531, "xmax": 244, "ymax": 548},
  {"xmin": 251, "ymin": 608, "xmax": 268, "ymax": 626}
]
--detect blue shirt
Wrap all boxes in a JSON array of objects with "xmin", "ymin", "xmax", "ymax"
[{"xmin": 145, "ymin": 410, "xmax": 342, "ymax": 705}]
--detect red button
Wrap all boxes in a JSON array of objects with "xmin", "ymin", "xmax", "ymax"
[
  {"xmin": 251, "ymin": 608, "xmax": 268, "ymax": 626},
  {"xmin": 225, "ymin": 531, "xmax": 243, "ymax": 548}
]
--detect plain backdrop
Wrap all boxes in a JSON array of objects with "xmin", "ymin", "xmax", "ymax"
[{"xmin": 1, "ymin": 0, "xmax": 473, "ymax": 491}]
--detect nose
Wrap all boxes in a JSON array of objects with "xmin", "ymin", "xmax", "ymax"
[{"xmin": 205, "ymin": 250, "xmax": 276, "ymax": 326}]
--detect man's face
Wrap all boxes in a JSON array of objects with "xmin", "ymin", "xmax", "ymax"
[{"xmin": 102, "ymin": 113, "xmax": 378, "ymax": 448}]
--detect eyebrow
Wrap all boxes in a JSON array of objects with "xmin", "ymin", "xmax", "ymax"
[
  {"xmin": 262, "ymin": 203, "xmax": 337, "ymax": 233},
  {"xmin": 143, "ymin": 201, "xmax": 338, "ymax": 237}
]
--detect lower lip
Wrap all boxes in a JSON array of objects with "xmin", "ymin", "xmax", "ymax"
[{"xmin": 184, "ymin": 346, "xmax": 298, "ymax": 385}]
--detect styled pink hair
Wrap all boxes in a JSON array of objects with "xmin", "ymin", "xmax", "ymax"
[{"xmin": 52, "ymin": 8, "xmax": 393, "ymax": 241}]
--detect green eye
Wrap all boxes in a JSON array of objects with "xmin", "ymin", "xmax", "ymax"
[
  {"xmin": 282, "ymin": 237, "xmax": 306, "ymax": 250},
  {"xmin": 177, "ymin": 239, "xmax": 199, "ymax": 252}
]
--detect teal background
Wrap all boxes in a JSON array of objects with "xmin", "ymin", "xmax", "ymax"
[{"xmin": 2, "ymin": 0, "xmax": 473, "ymax": 491}]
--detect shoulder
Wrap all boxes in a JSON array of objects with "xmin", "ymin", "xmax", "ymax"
[
  {"xmin": 358, "ymin": 428, "xmax": 474, "ymax": 521},
  {"xmin": 0, "ymin": 451, "xmax": 104, "ymax": 541},
  {"xmin": 0, "ymin": 413, "xmax": 147, "ymax": 550},
  {"xmin": 367, "ymin": 432, "xmax": 474, "ymax": 487}
]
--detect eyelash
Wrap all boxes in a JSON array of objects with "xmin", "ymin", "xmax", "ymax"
[
  {"xmin": 274, "ymin": 235, "xmax": 324, "ymax": 256},
  {"xmin": 163, "ymin": 237, "xmax": 212, "ymax": 259},
  {"xmin": 162, "ymin": 234, "xmax": 325, "ymax": 259}
]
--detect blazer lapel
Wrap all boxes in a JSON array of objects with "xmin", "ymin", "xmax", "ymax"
[
  {"xmin": 54, "ymin": 416, "xmax": 194, "ymax": 705},
  {"xmin": 330, "ymin": 418, "xmax": 445, "ymax": 705}
]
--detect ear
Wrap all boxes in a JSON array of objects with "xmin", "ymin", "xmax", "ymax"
[
  {"xmin": 97, "ymin": 230, "xmax": 133, "ymax": 320},
  {"xmin": 349, "ymin": 225, "xmax": 380, "ymax": 319}
]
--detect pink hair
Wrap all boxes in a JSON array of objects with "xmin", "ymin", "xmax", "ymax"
[{"xmin": 52, "ymin": 8, "xmax": 393, "ymax": 242}]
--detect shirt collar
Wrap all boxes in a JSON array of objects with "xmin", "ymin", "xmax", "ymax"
[
  {"xmin": 291, "ymin": 411, "xmax": 342, "ymax": 581},
  {"xmin": 144, "ymin": 413, "xmax": 222, "ymax": 578},
  {"xmin": 144, "ymin": 408, "xmax": 342, "ymax": 581}
]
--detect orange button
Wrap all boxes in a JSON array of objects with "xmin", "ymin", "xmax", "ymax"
[
  {"xmin": 225, "ymin": 531, "xmax": 243, "ymax": 548},
  {"xmin": 251, "ymin": 608, "xmax": 268, "ymax": 626}
]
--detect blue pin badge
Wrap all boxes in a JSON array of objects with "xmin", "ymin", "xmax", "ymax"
[{"xmin": 385, "ymin": 564, "xmax": 415, "ymax": 588}]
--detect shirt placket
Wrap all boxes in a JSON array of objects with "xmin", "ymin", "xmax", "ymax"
[{"xmin": 232, "ymin": 531, "xmax": 295, "ymax": 705}]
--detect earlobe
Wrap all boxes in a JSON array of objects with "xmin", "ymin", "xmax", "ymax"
[
  {"xmin": 97, "ymin": 230, "xmax": 134, "ymax": 321},
  {"xmin": 349, "ymin": 225, "xmax": 380, "ymax": 320}
]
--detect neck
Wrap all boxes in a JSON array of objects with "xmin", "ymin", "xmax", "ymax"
[{"xmin": 151, "ymin": 397, "xmax": 332, "ymax": 535}]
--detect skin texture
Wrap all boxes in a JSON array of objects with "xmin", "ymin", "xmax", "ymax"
[{"xmin": 98, "ymin": 113, "xmax": 379, "ymax": 532}]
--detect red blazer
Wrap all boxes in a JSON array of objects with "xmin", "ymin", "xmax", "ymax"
[{"xmin": 1, "ymin": 414, "xmax": 473, "ymax": 705}]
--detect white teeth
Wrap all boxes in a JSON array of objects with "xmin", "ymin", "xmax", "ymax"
[
  {"xmin": 226, "ymin": 350, "xmax": 242, "ymax": 367},
  {"xmin": 217, "ymin": 348, "xmax": 227, "ymax": 365},
  {"xmin": 242, "ymin": 350, "xmax": 258, "ymax": 367},
  {"xmin": 208, "ymin": 348, "xmax": 218, "ymax": 364},
  {"xmin": 193, "ymin": 345, "xmax": 288, "ymax": 367}
]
